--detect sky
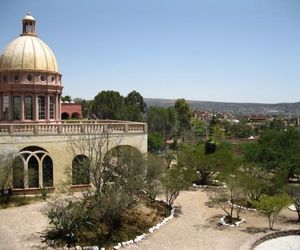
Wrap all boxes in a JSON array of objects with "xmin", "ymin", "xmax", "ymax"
[{"xmin": 0, "ymin": 0, "xmax": 299, "ymax": 104}]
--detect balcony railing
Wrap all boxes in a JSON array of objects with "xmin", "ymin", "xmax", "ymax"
[{"xmin": 0, "ymin": 120, "xmax": 147, "ymax": 136}]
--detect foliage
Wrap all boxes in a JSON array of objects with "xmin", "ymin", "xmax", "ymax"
[
  {"xmin": 252, "ymin": 194, "xmax": 292, "ymax": 229},
  {"xmin": 179, "ymin": 142, "xmax": 236, "ymax": 185},
  {"xmin": 73, "ymin": 97, "xmax": 93, "ymax": 119},
  {"xmin": 40, "ymin": 185, "xmax": 49, "ymax": 200},
  {"xmin": 174, "ymin": 98, "xmax": 192, "ymax": 135},
  {"xmin": 148, "ymin": 132, "xmax": 164, "ymax": 153},
  {"xmin": 229, "ymin": 123, "xmax": 253, "ymax": 138},
  {"xmin": 145, "ymin": 154, "xmax": 167, "ymax": 200},
  {"xmin": 91, "ymin": 91, "xmax": 125, "ymax": 120},
  {"xmin": 147, "ymin": 106, "xmax": 177, "ymax": 139},
  {"xmin": 242, "ymin": 128, "xmax": 300, "ymax": 178},
  {"xmin": 90, "ymin": 90, "xmax": 146, "ymax": 121},
  {"xmin": 61, "ymin": 95, "xmax": 72, "ymax": 102},
  {"xmin": 0, "ymin": 151, "xmax": 16, "ymax": 190},
  {"xmin": 124, "ymin": 90, "xmax": 147, "ymax": 121},
  {"xmin": 267, "ymin": 118, "xmax": 286, "ymax": 131},
  {"xmin": 238, "ymin": 165, "xmax": 269, "ymax": 204},
  {"xmin": 285, "ymin": 184, "xmax": 300, "ymax": 222},
  {"xmin": 162, "ymin": 163, "xmax": 193, "ymax": 207},
  {"xmin": 211, "ymin": 153, "xmax": 244, "ymax": 223},
  {"xmin": 191, "ymin": 118, "xmax": 206, "ymax": 139},
  {"xmin": 44, "ymin": 133, "xmax": 151, "ymax": 246}
]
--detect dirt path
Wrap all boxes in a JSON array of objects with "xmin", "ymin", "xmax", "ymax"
[
  {"xmin": 0, "ymin": 189, "xmax": 298, "ymax": 250},
  {"xmin": 0, "ymin": 201, "xmax": 50, "ymax": 250},
  {"xmin": 125, "ymin": 189, "xmax": 299, "ymax": 250}
]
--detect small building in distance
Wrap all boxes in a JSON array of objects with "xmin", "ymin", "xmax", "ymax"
[{"xmin": 61, "ymin": 101, "xmax": 82, "ymax": 119}]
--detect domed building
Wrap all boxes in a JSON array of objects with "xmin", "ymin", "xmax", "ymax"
[
  {"xmin": 0, "ymin": 14, "xmax": 147, "ymax": 195},
  {"xmin": 0, "ymin": 13, "xmax": 62, "ymax": 123}
]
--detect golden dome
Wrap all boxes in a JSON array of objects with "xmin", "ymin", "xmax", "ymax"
[{"xmin": 0, "ymin": 13, "xmax": 59, "ymax": 73}]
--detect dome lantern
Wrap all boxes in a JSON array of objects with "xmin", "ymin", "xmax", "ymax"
[{"xmin": 22, "ymin": 12, "xmax": 36, "ymax": 36}]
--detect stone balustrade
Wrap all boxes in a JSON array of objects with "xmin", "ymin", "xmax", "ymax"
[{"xmin": 0, "ymin": 120, "xmax": 147, "ymax": 136}]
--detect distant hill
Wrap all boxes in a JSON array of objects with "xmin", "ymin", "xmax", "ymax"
[{"xmin": 144, "ymin": 98, "xmax": 300, "ymax": 115}]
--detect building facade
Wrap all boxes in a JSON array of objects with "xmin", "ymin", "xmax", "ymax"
[{"xmin": 0, "ymin": 14, "xmax": 147, "ymax": 194}]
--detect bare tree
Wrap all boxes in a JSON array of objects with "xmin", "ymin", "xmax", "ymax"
[{"xmin": 0, "ymin": 150, "xmax": 16, "ymax": 190}]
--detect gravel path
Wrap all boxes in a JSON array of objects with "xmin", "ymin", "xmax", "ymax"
[
  {"xmin": 0, "ymin": 201, "xmax": 50, "ymax": 250},
  {"xmin": 0, "ymin": 189, "xmax": 298, "ymax": 250},
  {"xmin": 125, "ymin": 189, "xmax": 299, "ymax": 250}
]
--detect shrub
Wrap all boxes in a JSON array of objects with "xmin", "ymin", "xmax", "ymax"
[{"xmin": 252, "ymin": 194, "xmax": 292, "ymax": 229}]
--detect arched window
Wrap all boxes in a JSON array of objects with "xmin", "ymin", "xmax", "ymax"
[
  {"xmin": 28, "ymin": 156, "xmax": 39, "ymax": 188},
  {"xmin": 13, "ymin": 156, "xmax": 24, "ymax": 188},
  {"xmin": 13, "ymin": 146, "xmax": 54, "ymax": 189},
  {"xmin": 42, "ymin": 156, "xmax": 53, "ymax": 187},
  {"xmin": 72, "ymin": 155, "xmax": 90, "ymax": 185}
]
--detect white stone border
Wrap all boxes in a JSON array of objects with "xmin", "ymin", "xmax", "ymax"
[
  {"xmin": 113, "ymin": 207, "xmax": 176, "ymax": 249},
  {"xmin": 219, "ymin": 215, "xmax": 245, "ymax": 228},
  {"xmin": 227, "ymin": 200, "xmax": 257, "ymax": 212},
  {"xmin": 192, "ymin": 182, "xmax": 226, "ymax": 189}
]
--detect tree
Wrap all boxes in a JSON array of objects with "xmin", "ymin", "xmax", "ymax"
[
  {"xmin": 229, "ymin": 123, "xmax": 253, "ymax": 138},
  {"xmin": 285, "ymin": 184, "xmax": 300, "ymax": 222},
  {"xmin": 147, "ymin": 106, "xmax": 177, "ymax": 139},
  {"xmin": 191, "ymin": 118, "xmax": 206, "ymax": 139},
  {"xmin": 0, "ymin": 151, "xmax": 16, "ymax": 190},
  {"xmin": 148, "ymin": 132, "xmax": 164, "ymax": 153},
  {"xmin": 45, "ymin": 132, "xmax": 148, "ymax": 246},
  {"xmin": 91, "ymin": 91, "xmax": 125, "ymax": 120},
  {"xmin": 174, "ymin": 99, "xmax": 192, "ymax": 135},
  {"xmin": 268, "ymin": 118, "xmax": 286, "ymax": 131},
  {"xmin": 209, "ymin": 149, "xmax": 244, "ymax": 224},
  {"xmin": 61, "ymin": 95, "xmax": 72, "ymax": 102},
  {"xmin": 238, "ymin": 164, "xmax": 269, "ymax": 204},
  {"xmin": 73, "ymin": 97, "xmax": 93, "ymax": 119},
  {"xmin": 252, "ymin": 194, "xmax": 292, "ymax": 230},
  {"xmin": 243, "ymin": 128, "xmax": 300, "ymax": 178},
  {"xmin": 162, "ymin": 163, "xmax": 194, "ymax": 207},
  {"xmin": 210, "ymin": 179, "xmax": 244, "ymax": 224},
  {"xmin": 179, "ymin": 142, "xmax": 234, "ymax": 185},
  {"xmin": 123, "ymin": 91, "xmax": 146, "ymax": 122},
  {"xmin": 145, "ymin": 153, "xmax": 167, "ymax": 200}
]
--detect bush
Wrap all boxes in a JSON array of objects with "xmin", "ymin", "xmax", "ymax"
[{"xmin": 252, "ymin": 194, "xmax": 292, "ymax": 229}]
